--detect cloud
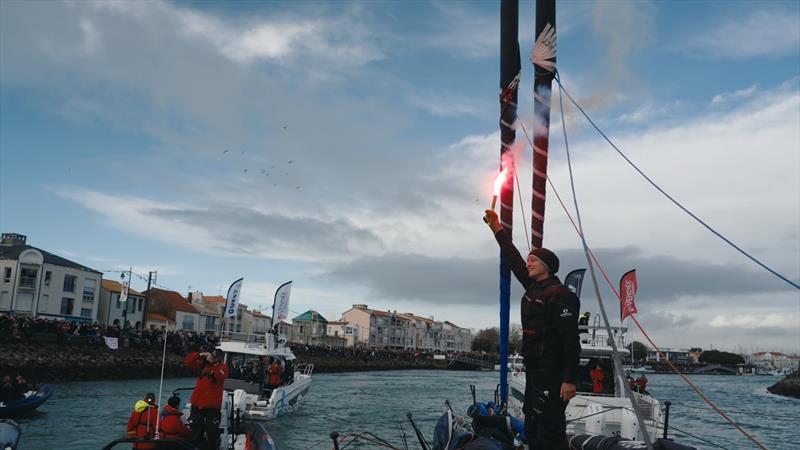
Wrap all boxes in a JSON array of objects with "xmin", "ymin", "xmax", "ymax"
[
  {"xmin": 423, "ymin": 2, "xmax": 498, "ymax": 59},
  {"xmin": 686, "ymin": 9, "xmax": 800, "ymax": 59},
  {"xmin": 711, "ymin": 84, "xmax": 758, "ymax": 105},
  {"xmin": 408, "ymin": 91, "xmax": 490, "ymax": 118},
  {"xmin": 709, "ymin": 313, "xmax": 796, "ymax": 329}
]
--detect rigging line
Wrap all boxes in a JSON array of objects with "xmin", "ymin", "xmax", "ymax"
[
  {"xmin": 516, "ymin": 82, "xmax": 769, "ymax": 450},
  {"xmin": 514, "ymin": 120, "xmax": 533, "ymax": 252},
  {"xmin": 528, "ymin": 90, "xmax": 770, "ymax": 449},
  {"xmin": 553, "ymin": 77, "xmax": 799, "ymax": 291},
  {"xmin": 555, "ymin": 76, "xmax": 653, "ymax": 450},
  {"xmin": 657, "ymin": 420, "xmax": 730, "ymax": 450},
  {"xmin": 666, "ymin": 402, "xmax": 800, "ymax": 420}
]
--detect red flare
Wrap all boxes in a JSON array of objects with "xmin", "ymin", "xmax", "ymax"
[{"xmin": 491, "ymin": 167, "xmax": 509, "ymax": 210}]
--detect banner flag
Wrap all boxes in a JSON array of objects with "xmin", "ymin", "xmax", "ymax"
[
  {"xmin": 272, "ymin": 281, "xmax": 292, "ymax": 323},
  {"xmin": 224, "ymin": 278, "xmax": 244, "ymax": 319},
  {"xmin": 119, "ymin": 280, "xmax": 129, "ymax": 304},
  {"xmin": 104, "ymin": 336, "xmax": 119, "ymax": 350},
  {"xmin": 564, "ymin": 269, "xmax": 587, "ymax": 299},
  {"xmin": 619, "ymin": 269, "xmax": 638, "ymax": 321}
]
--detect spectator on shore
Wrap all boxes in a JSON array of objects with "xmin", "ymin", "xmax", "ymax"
[
  {"xmin": 0, "ymin": 376, "xmax": 14, "ymax": 401},
  {"xmin": 126, "ymin": 392, "xmax": 158, "ymax": 450},
  {"xmin": 159, "ymin": 395, "xmax": 193, "ymax": 447}
]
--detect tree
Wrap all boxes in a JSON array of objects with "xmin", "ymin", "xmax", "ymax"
[
  {"xmin": 628, "ymin": 341, "xmax": 648, "ymax": 362},
  {"xmin": 471, "ymin": 327, "xmax": 500, "ymax": 353},
  {"xmin": 509, "ymin": 323, "xmax": 522, "ymax": 354},
  {"xmin": 699, "ymin": 350, "xmax": 744, "ymax": 365}
]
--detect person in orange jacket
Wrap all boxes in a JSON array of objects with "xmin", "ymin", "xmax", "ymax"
[
  {"xmin": 159, "ymin": 395, "xmax": 193, "ymax": 446},
  {"xmin": 185, "ymin": 349, "xmax": 228, "ymax": 450},
  {"xmin": 589, "ymin": 364, "xmax": 605, "ymax": 394},
  {"xmin": 126, "ymin": 392, "xmax": 158, "ymax": 449},
  {"xmin": 267, "ymin": 359, "xmax": 283, "ymax": 388}
]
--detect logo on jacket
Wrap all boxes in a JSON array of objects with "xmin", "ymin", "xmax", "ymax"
[{"xmin": 560, "ymin": 308, "xmax": 572, "ymax": 318}]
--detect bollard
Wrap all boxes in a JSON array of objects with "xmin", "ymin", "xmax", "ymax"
[
  {"xmin": 330, "ymin": 431, "xmax": 340, "ymax": 450},
  {"xmin": 663, "ymin": 401, "xmax": 671, "ymax": 440}
]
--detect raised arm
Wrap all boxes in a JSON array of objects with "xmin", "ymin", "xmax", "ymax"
[{"xmin": 484, "ymin": 210, "xmax": 534, "ymax": 288}]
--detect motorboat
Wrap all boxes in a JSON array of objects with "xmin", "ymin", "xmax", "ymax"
[
  {"xmin": 218, "ymin": 331, "xmax": 313, "ymax": 421},
  {"xmin": 102, "ymin": 389, "xmax": 278, "ymax": 450},
  {"xmin": 0, "ymin": 419, "xmax": 20, "ymax": 450},
  {"xmin": 0, "ymin": 385, "xmax": 52, "ymax": 417},
  {"xmin": 508, "ymin": 323, "xmax": 665, "ymax": 442}
]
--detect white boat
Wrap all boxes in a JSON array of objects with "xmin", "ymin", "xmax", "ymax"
[
  {"xmin": 216, "ymin": 331, "xmax": 313, "ymax": 421},
  {"xmin": 507, "ymin": 324, "xmax": 664, "ymax": 442}
]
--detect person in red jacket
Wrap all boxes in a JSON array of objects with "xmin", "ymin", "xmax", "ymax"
[
  {"xmin": 126, "ymin": 392, "xmax": 158, "ymax": 449},
  {"xmin": 589, "ymin": 364, "xmax": 605, "ymax": 394},
  {"xmin": 185, "ymin": 349, "xmax": 228, "ymax": 450},
  {"xmin": 159, "ymin": 395, "xmax": 193, "ymax": 447},
  {"xmin": 267, "ymin": 359, "xmax": 283, "ymax": 388}
]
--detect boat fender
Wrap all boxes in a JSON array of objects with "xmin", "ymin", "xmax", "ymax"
[
  {"xmin": 233, "ymin": 389, "xmax": 248, "ymax": 412},
  {"xmin": 256, "ymin": 400, "xmax": 268, "ymax": 407}
]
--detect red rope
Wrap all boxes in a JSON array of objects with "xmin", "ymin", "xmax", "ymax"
[{"xmin": 545, "ymin": 176, "xmax": 769, "ymax": 450}]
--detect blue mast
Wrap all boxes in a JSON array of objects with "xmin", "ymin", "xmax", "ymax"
[{"xmin": 498, "ymin": 0, "xmax": 520, "ymax": 406}]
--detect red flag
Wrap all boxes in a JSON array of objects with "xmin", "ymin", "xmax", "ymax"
[{"xmin": 619, "ymin": 269, "xmax": 638, "ymax": 321}]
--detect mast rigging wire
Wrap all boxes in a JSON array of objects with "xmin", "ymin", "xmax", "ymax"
[
  {"xmin": 510, "ymin": 73, "xmax": 770, "ymax": 449},
  {"xmin": 553, "ymin": 77, "xmax": 799, "ymax": 291}
]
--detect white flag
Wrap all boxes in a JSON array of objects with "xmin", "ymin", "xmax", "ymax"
[
  {"xmin": 272, "ymin": 281, "xmax": 292, "ymax": 323},
  {"xmin": 224, "ymin": 278, "xmax": 244, "ymax": 318},
  {"xmin": 104, "ymin": 336, "xmax": 119, "ymax": 350},
  {"xmin": 119, "ymin": 280, "xmax": 129, "ymax": 304}
]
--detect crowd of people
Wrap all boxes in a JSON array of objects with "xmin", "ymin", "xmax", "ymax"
[
  {"xmin": 0, "ymin": 314, "xmax": 217, "ymax": 354},
  {"xmin": 290, "ymin": 343, "xmax": 494, "ymax": 363}
]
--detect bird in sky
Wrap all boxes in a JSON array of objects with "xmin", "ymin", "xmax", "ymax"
[
  {"xmin": 222, "ymin": 149, "xmax": 229, "ymax": 154},
  {"xmin": 242, "ymin": 169, "xmax": 248, "ymax": 173}
]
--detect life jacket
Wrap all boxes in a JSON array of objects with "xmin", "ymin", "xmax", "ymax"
[
  {"xmin": 159, "ymin": 405, "xmax": 192, "ymax": 441},
  {"xmin": 126, "ymin": 400, "xmax": 158, "ymax": 450},
  {"xmin": 520, "ymin": 277, "xmax": 571, "ymax": 358},
  {"xmin": 267, "ymin": 364, "xmax": 282, "ymax": 386}
]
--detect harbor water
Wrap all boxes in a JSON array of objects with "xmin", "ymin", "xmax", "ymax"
[{"xmin": 13, "ymin": 371, "xmax": 799, "ymax": 450}]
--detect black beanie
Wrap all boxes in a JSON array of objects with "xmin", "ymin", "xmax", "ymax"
[
  {"xmin": 529, "ymin": 248, "xmax": 559, "ymax": 274},
  {"xmin": 168, "ymin": 395, "xmax": 181, "ymax": 408}
]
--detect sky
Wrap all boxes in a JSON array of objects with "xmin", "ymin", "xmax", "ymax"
[{"xmin": 1, "ymin": 0, "xmax": 798, "ymax": 354}]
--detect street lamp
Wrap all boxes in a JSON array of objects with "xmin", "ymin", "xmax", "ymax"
[{"xmin": 120, "ymin": 272, "xmax": 128, "ymax": 330}]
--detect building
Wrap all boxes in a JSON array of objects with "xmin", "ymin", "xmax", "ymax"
[
  {"xmin": 442, "ymin": 321, "xmax": 472, "ymax": 352},
  {"xmin": 292, "ymin": 310, "xmax": 330, "ymax": 345},
  {"xmin": 403, "ymin": 313, "xmax": 443, "ymax": 351},
  {"xmin": 144, "ymin": 288, "xmax": 199, "ymax": 332},
  {"xmin": 341, "ymin": 304, "xmax": 372, "ymax": 346},
  {"xmin": 370, "ymin": 310, "xmax": 413, "ymax": 349},
  {"xmin": 250, "ymin": 310, "xmax": 272, "ymax": 335},
  {"xmin": 646, "ymin": 348, "xmax": 690, "ymax": 365},
  {"xmin": 748, "ymin": 352, "xmax": 800, "ymax": 371},
  {"xmin": 98, "ymin": 279, "xmax": 146, "ymax": 328},
  {"xmin": 275, "ymin": 321, "xmax": 293, "ymax": 343},
  {"xmin": 188, "ymin": 291, "xmax": 223, "ymax": 336},
  {"xmin": 0, "ymin": 233, "xmax": 102, "ymax": 322}
]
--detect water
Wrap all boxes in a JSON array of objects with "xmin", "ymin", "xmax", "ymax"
[{"xmin": 12, "ymin": 371, "xmax": 799, "ymax": 450}]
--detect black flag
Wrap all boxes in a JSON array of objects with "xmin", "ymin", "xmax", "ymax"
[{"xmin": 564, "ymin": 269, "xmax": 587, "ymax": 299}]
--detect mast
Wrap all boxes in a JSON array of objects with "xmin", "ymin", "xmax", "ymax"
[
  {"xmin": 498, "ymin": 0, "xmax": 520, "ymax": 406},
  {"xmin": 531, "ymin": 0, "xmax": 556, "ymax": 250}
]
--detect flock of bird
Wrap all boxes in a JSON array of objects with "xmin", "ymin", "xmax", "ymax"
[{"xmin": 222, "ymin": 147, "xmax": 300, "ymax": 190}]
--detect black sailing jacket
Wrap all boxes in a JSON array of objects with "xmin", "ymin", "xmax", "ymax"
[{"xmin": 494, "ymin": 229, "xmax": 581, "ymax": 384}]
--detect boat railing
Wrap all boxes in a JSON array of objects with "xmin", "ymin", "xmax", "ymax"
[
  {"xmin": 297, "ymin": 363, "xmax": 314, "ymax": 377},
  {"xmin": 579, "ymin": 325, "xmax": 627, "ymax": 349}
]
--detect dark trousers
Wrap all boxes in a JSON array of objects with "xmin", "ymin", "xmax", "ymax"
[
  {"xmin": 188, "ymin": 406, "xmax": 221, "ymax": 450},
  {"xmin": 523, "ymin": 365, "xmax": 569, "ymax": 450}
]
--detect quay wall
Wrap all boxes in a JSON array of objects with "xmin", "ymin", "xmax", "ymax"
[{"xmin": 0, "ymin": 342, "xmax": 448, "ymax": 382}]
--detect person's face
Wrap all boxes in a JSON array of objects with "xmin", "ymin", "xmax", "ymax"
[{"xmin": 527, "ymin": 255, "xmax": 550, "ymax": 280}]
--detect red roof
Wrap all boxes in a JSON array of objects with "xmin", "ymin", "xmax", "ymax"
[
  {"xmin": 147, "ymin": 313, "xmax": 169, "ymax": 322},
  {"xmin": 102, "ymin": 279, "xmax": 143, "ymax": 296},
  {"xmin": 145, "ymin": 288, "xmax": 197, "ymax": 320},
  {"xmin": 203, "ymin": 295, "xmax": 226, "ymax": 303}
]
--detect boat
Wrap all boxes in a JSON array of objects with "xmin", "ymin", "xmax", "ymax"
[
  {"xmin": 101, "ymin": 389, "xmax": 278, "ymax": 450},
  {"xmin": 217, "ymin": 331, "xmax": 313, "ymax": 421},
  {"xmin": 507, "ymin": 324, "xmax": 665, "ymax": 441},
  {"xmin": 0, "ymin": 385, "xmax": 53, "ymax": 417},
  {"xmin": 0, "ymin": 419, "xmax": 20, "ymax": 450}
]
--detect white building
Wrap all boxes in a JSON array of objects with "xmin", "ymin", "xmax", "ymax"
[
  {"xmin": 188, "ymin": 291, "xmax": 223, "ymax": 336},
  {"xmin": 99, "ymin": 279, "xmax": 146, "ymax": 328},
  {"xmin": 0, "ymin": 233, "xmax": 102, "ymax": 322},
  {"xmin": 748, "ymin": 352, "xmax": 800, "ymax": 371}
]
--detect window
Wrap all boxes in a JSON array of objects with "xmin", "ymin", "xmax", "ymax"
[
  {"xmin": 82, "ymin": 278, "xmax": 96, "ymax": 302},
  {"xmin": 38, "ymin": 294, "xmax": 49, "ymax": 313},
  {"xmin": 44, "ymin": 271, "xmax": 51, "ymax": 286},
  {"xmin": 19, "ymin": 268, "xmax": 37, "ymax": 288},
  {"xmin": 60, "ymin": 297, "xmax": 74, "ymax": 315},
  {"xmin": 116, "ymin": 294, "xmax": 121, "ymax": 309},
  {"xmin": 205, "ymin": 316, "xmax": 216, "ymax": 330},
  {"xmin": 63, "ymin": 275, "xmax": 76, "ymax": 293},
  {"xmin": 81, "ymin": 308, "xmax": 92, "ymax": 318},
  {"xmin": 181, "ymin": 315, "xmax": 195, "ymax": 331},
  {"xmin": 138, "ymin": 298, "xmax": 143, "ymax": 312},
  {"xmin": 2, "ymin": 267, "xmax": 10, "ymax": 283},
  {"xmin": 236, "ymin": 324, "xmax": 241, "ymax": 333}
]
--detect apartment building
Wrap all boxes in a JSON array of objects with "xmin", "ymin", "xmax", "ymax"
[
  {"xmin": 0, "ymin": 233, "xmax": 102, "ymax": 322},
  {"xmin": 144, "ymin": 288, "xmax": 199, "ymax": 332},
  {"xmin": 98, "ymin": 279, "xmax": 145, "ymax": 328}
]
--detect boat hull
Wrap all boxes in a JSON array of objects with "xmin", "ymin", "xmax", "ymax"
[{"xmin": 0, "ymin": 385, "xmax": 53, "ymax": 417}]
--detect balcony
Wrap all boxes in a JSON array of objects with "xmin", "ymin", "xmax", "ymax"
[{"xmin": 19, "ymin": 276, "xmax": 37, "ymax": 289}]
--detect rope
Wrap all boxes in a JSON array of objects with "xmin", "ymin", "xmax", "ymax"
[
  {"xmin": 667, "ymin": 401, "xmax": 800, "ymax": 421},
  {"xmin": 553, "ymin": 76, "xmax": 799, "ymax": 291},
  {"xmin": 658, "ymin": 420, "xmax": 730, "ymax": 450},
  {"xmin": 513, "ymin": 81, "xmax": 769, "ymax": 449}
]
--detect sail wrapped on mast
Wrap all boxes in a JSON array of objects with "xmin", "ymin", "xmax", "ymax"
[
  {"xmin": 497, "ymin": 0, "xmax": 521, "ymax": 406},
  {"xmin": 530, "ymin": 0, "xmax": 556, "ymax": 250}
]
